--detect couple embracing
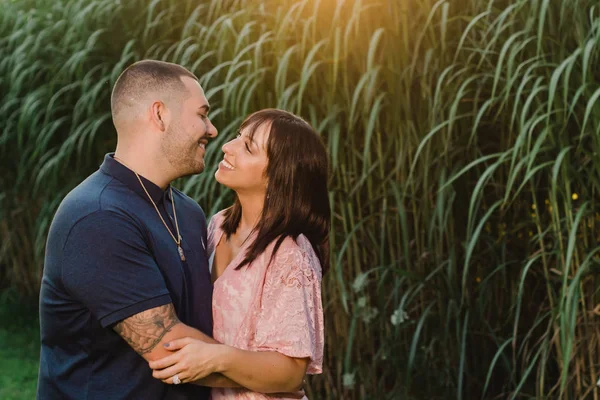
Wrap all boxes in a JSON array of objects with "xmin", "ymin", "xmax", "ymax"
[{"xmin": 37, "ymin": 60, "xmax": 329, "ymax": 400}]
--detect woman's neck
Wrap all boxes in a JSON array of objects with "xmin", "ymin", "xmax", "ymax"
[{"xmin": 236, "ymin": 193, "xmax": 264, "ymax": 234}]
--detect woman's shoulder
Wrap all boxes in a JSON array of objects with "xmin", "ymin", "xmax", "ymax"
[
  {"xmin": 275, "ymin": 234, "xmax": 313, "ymax": 252},
  {"xmin": 207, "ymin": 209, "xmax": 228, "ymax": 251},
  {"xmin": 269, "ymin": 235, "xmax": 322, "ymax": 278},
  {"xmin": 211, "ymin": 208, "xmax": 229, "ymax": 221},
  {"xmin": 208, "ymin": 209, "xmax": 229, "ymax": 231}
]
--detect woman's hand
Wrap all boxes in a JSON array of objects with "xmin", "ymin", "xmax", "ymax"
[{"xmin": 149, "ymin": 337, "xmax": 226, "ymax": 384}]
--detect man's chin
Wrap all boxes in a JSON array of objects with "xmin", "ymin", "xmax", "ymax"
[
  {"xmin": 190, "ymin": 165, "xmax": 205, "ymax": 176},
  {"xmin": 177, "ymin": 163, "xmax": 204, "ymax": 179},
  {"xmin": 195, "ymin": 160, "xmax": 205, "ymax": 174}
]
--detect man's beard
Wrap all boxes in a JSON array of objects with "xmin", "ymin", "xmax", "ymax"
[{"xmin": 162, "ymin": 128, "xmax": 204, "ymax": 179}]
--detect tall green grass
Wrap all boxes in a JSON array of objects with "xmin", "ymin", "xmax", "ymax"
[
  {"xmin": 2, "ymin": 0, "xmax": 600, "ymax": 398},
  {"xmin": 0, "ymin": 289, "xmax": 40, "ymax": 400}
]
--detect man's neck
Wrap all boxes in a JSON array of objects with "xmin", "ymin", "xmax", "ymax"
[{"xmin": 113, "ymin": 151, "xmax": 173, "ymax": 190}]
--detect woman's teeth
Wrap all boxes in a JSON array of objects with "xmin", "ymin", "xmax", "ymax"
[{"xmin": 222, "ymin": 160, "xmax": 234, "ymax": 170}]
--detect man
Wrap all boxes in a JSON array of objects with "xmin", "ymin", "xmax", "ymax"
[{"xmin": 37, "ymin": 60, "xmax": 230, "ymax": 399}]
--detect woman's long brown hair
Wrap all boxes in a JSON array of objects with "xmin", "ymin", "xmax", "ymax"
[{"xmin": 221, "ymin": 108, "xmax": 331, "ymax": 274}]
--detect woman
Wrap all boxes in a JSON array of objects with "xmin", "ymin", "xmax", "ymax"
[{"xmin": 149, "ymin": 109, "xmax": 329, "ymax": 398}]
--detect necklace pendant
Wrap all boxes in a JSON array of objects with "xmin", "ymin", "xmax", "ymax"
[{"xmin": 178, "ymin": 245, "xmax": 186, "ymax": 261}]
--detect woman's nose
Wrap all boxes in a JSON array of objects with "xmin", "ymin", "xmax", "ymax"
[{"xmin": 222, "ymin": 140, "xmax": 232, "ymax": 154}]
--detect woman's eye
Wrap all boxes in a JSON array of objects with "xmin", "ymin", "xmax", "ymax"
[{"xmin": 245, "ymin": 143, "xmax": 251, "ymax": 153}]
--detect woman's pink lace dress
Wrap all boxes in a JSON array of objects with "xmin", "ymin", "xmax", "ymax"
[{"xmin": 208, "ymin": 211, "xmax": 324, "ymax": 399}]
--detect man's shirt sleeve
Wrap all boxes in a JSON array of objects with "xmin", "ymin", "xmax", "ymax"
[{"xmin": 61, "ymin": 210, "xmax": 172, "ymax": 328}]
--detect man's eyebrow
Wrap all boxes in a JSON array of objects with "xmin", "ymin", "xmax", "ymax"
[{"xmin": 198, "ymin": 105, "xmax": 210, "ymax": 113}]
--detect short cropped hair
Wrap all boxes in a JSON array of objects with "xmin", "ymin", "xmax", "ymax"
[{"xmin": 111, "ymin": 60, "xmax": 198, "ymax": 120}]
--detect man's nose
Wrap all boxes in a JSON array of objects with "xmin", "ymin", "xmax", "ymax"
[{"xmin": 207, "ymin": 121, "xmax": 218, "ymax": 138}]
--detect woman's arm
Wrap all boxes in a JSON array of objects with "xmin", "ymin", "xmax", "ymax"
[
  {"xmin": 194, "ymin": 373, "xmax": 241, "ymax": 388},
  {"xmin": 149, "ymin": 338, "xmax": 308, "ymax": 393},
  {"xmin": 214, "ymin": 344, "xmax": 308, "ymax": 393}
]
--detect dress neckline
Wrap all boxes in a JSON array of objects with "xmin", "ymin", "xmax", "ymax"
[{"xmin": 210, "ymin": 226, "xmax": 256, "ymax": 284}]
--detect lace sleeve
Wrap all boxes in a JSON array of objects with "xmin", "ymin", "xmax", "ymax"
[{"xmin": 251, "ymin": 244, "xmax": 324, "ymax": 374}]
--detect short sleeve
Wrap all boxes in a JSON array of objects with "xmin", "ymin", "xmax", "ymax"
[
  {"xmin": 62, "ymin": 210, "xmax": 171, "ymax": 328},
  {"xmin": 252, "ymin": 243, "xmax": 324, "ymax": 374}
]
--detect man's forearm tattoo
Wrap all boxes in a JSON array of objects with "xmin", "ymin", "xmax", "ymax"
[{"xmin": 113, "ymin": 304, "xmax": 180, "ymax": 355}]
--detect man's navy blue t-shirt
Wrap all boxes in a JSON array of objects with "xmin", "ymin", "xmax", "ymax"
[{"xmin": 37, "ymin": 154, "xmax": 213, "ymax": 400}]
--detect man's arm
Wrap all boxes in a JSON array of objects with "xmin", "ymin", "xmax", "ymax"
[
  {"xmin": 112, "ymin": 303, "xmax": 212, "ymax": 360},
  {"xmin": 112, "ymin": 303, "xmax": 240, "ymax": 388}
]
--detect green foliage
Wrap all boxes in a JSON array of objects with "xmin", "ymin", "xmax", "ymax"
[
  {"xmin": 1, "ymin": 0, "xmax": 600, "ymax": 398},
  {"xmin": 0, "ymin": 290, "xmax": 40, "ymax": 400}
]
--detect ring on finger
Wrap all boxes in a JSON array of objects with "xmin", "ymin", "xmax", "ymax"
[{"xmin": 173, "ymin": 374, "xmax": 181, "ymax": 385}]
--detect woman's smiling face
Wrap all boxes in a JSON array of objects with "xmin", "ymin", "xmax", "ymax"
[{"xmin": 215, "ymin": 122, "xmax": 270, "ymax": 196}]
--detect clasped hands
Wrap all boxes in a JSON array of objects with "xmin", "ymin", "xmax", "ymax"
[{"xmin": 149, "ymin": 337, "xmax": 225, "ymax": 385}]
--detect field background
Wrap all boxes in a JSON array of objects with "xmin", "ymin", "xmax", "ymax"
[{"xmin": 1, "ymin": 0, "xmax": 600, "ymax": 398}]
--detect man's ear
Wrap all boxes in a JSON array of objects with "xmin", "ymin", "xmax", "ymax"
[{"xmin": 150, "ymin": 101, "xmax": 169, "ymax": 132}]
